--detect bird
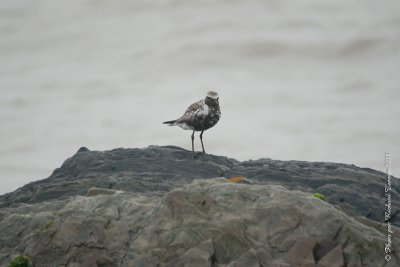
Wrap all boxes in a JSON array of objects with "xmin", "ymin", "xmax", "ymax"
[{"xmin": 163, "ymin": 91, "xmax": 221, "ymax": 159}]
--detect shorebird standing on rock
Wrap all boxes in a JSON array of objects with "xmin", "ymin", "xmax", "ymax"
[{"xmin": 163, "ymin": 91, "xmax": 221, "ymax": 159}]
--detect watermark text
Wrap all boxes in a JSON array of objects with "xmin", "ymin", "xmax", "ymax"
[{"xmin": 384, "ymin": 153, "xmax": 393, "ymax": 262}]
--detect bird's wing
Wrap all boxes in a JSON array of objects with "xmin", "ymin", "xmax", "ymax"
[{"xmin": 177, "ymin": 99, "xmax": 203, "ymax": 123}]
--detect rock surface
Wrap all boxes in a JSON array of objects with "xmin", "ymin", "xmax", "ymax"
[{"xmin": 0, "ymin": 146, "xmax": 399, "ymax": 267}]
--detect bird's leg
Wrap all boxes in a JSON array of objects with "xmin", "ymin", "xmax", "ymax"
[
  {"xmin": 191, "ymin": 130, "xmax": 195, "ymax": 159},
  {"xmin": 200, "ymin": 130, "xmax": 205, "ymax": 154}
]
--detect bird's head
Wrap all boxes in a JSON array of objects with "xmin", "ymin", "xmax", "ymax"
[{"xmin": 205, "ymin": 91, "xmax": 219, "ymax": 106}]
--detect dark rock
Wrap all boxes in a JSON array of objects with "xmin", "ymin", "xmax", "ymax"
[
  {"xmin": 77, "ymin": 147, "xmax": 90, "ymax": 153},
  {"xmin": 1, "ymin": 178, "xmax": 396, "ymax": 267},
  {"xmin": 286, "ymin": 239, "xmax": 318, "ymax": 267},
  {"xmin": 0, "ymin": 146, "xmax": 397, "ymax": 228},
  {"xmin": 179, "ymin": 239, "xmax": 214, "ymax": 267},
  {"xmin": 230, "ymin": 248, "xmax": 260, "ymax": 267},
  {"xmin": 0, "ymin": 146, "xmax": 398, "ymax": 267},
  {"xmin": 86, "ymin": 188, "xmax": 117, "ymax": 197},
  {"xmin": 317, "ymin": 245, "xmax": 344, "ymax": 267}
]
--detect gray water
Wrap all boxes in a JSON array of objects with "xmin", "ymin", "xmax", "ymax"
[{"xmin": 1, "ymin": 0, "xmax": 399, "ymax": 194}]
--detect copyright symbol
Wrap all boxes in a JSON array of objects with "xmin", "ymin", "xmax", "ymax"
[{"xmin": 385, "ymin": 255, "xmax": 391, "ymax": 261}]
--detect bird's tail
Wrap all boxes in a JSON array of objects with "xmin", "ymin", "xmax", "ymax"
[{"xmin": 163, "ymin": 120, "xmax": 176, "ymax": 126}]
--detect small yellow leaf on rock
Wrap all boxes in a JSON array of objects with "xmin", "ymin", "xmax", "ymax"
[{"xmin": 228, "ymin": 176, "xmax": 247, "ymax": 183}]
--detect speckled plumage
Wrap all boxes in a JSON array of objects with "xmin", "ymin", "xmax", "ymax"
[{"xmin": 163, "ymin": 91, "xmax": 221, "ymax": 158}]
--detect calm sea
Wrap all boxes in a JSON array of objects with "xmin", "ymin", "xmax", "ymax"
[{"xmin": 1, "ymin": 0, "xmax": 399, "ymax": 194}]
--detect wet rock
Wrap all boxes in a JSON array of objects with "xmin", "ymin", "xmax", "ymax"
[
  {"xmin": 86, "ymin": 187, "xmax": 117, "ymax": 197},
  {"xmin": 180, "ymin": 239, "xmax": 214, "ymax": 267},
  {"xmin": 1, "ymin": 146, "xmax": 398, "ymax": 228},
  {"xmin": 317, "ymin": 245, "xmax": 344, "ymax": 267},
  {"xmin": 0, "ymin": 178, "xmax": 398, "ymax": 266},
  {"xmin": 0, "ymin": 146, "xmax": 398, "ymax": 267},
  {"xmin": 286, "ymin": 239, "xmax": 318, "ymax": 267}
]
